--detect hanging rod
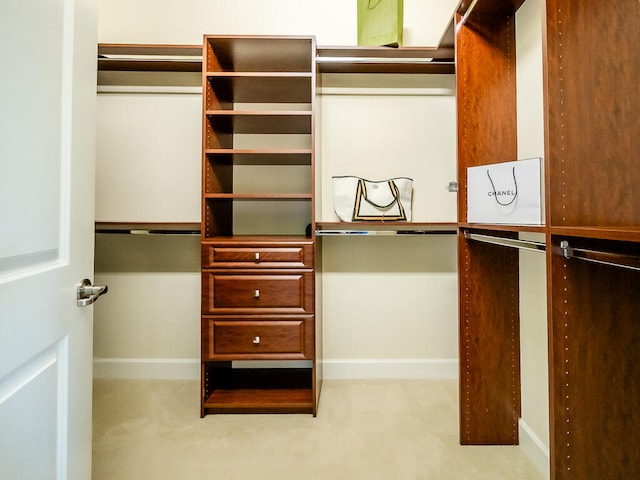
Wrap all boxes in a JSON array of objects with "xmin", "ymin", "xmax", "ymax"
[
  {"xmin": 316, "ymin": 56, "xmax": 438, "ymax": 64},
  {"xmin": 95, "ymin": 222, "xmax": 201, "ymax": 236},
  {"xmin": 96, "ymin": 228, "xmax": 200, "ymax": 236},
  {"xmin": 316, "ymin": 229, "xmax": 454, "ymax": 236},
  {"xmin": 464, "ymin": 231, "xmax": 546, "ymax": 252},
  {"xmin": 559, "ymin": 240, "xmax": 640, "ymax": 272}
]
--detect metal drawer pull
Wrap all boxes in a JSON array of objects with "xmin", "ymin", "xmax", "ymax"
[
  {"xmin": 254, "ymin": 289, "xmax": 260, "ymax": 298},
  {"xmin": 253, "ymin": 336, "xmax": 261, "ymax": 345},
  {"xmin": 255, "ymin": 252, "xmax": 260, "ymax": 262}
]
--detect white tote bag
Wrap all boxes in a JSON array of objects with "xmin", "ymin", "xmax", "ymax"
[
  {"xmin": 332, "ymin": 176, "xmax": 413, "ymax": 222},
  {"xmin": 467, "ymin": 158, "xmax": 544, "ymax": 225}
]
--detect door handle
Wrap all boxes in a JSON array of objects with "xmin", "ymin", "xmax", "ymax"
[{"xmin": 77, "ymin": 278, "xmax": 109, "ymax": 307}]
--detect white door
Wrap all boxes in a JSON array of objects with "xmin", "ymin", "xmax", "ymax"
[{"xmin": 0, "ymin": 0, "xmax": 98, "ymax": 479}]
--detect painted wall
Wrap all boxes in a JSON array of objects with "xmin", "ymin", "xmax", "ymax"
[
  {"xmin": 516, "ymin": 0, "xmax": 550, "ymax": 477},
  {"xmin": 97, "ymin": 0, "xmax": 458, "ymax": 46},
  {"xmin": 93, "ymin": 0, "xmax": 461, "ymax": 380}
]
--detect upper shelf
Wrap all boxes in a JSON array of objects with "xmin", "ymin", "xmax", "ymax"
[
  {"xmin": 95, "ymin": 222, "xmax": 201, "ymax": 235},
  {"xmin": 98, "ymin": 38, "xmax": 455, "ymax": 75},
  {"xmin": 316, "ymin": 46, "xmax": 454, "ymax": 74},
  {"xmin": 98, "ymin": 44, "xmax": 202, "ymax": 72}
]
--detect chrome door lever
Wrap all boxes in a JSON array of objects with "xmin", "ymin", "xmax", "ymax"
[{"xmin": 77, "ymin": 278, "xmax": 109, "ymax": 307}]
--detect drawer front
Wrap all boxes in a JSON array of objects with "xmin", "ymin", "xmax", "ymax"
[
  {"xmin": 202, "ymin": 244, "xmax": 313, "ymax": 269},
  {"xmin": 202, "ymin": 317, "xmax": 313, "ymax": 360},
  {"xmin": 202, "ymin": 272, "xmax": 314, "ymax": 314}
]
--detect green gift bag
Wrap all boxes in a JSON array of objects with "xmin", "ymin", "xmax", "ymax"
[{"xmin": 357, "ymin": 0, "xmax": 403, "ymax": 47}]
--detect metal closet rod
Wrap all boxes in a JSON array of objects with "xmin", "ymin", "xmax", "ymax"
[
  {"xmin": 559, "ymin": 240, "xmax": 640, "ymax": 272},
  {"xmin": 96, "ymin": 228, "xmax": 200, "ymax": 236},
  {"xmin": 464, "ymin": 231, "xmax": 546, "ymax": 252}
]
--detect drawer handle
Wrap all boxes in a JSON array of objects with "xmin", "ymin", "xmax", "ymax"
[
  {"xmin": 253, "ymin": 289, "xmax": 260, "ymax": 299},
  {"xmin": 254, "ymin": 252, "xmax": 260, "ymax": 262},
  {"xmin": 253, "ymin": 336, "xmax": 261, "ymax": 345}
]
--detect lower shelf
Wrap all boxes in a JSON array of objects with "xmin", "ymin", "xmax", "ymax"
[
  {"xmin": 203, "ymin": 388, "xmax": 313, "ymax": 414},
  {"xmin": 201, "ymin": 365, "xmax": 315, "ymax": 415}
]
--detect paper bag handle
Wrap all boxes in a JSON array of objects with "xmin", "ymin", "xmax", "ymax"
[{"xmin": 486, "ymin": 167, "xmax": 518, "ymax": 206}]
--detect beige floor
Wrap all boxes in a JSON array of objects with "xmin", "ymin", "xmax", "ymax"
[{"xmin": 92, "ymin": 379, "xmax": 545, "ymax": 480}]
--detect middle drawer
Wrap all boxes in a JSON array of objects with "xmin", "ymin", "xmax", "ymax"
[{"xmin": 202, "ymin": 272, "xmax": 314, "ymax": 314}]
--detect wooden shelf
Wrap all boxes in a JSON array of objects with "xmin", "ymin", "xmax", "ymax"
[
  {"xmin": 98, "ymin": 43, "xmax": 202, "ymax": 72},
  {"xmin": 98, "ymin": 42, "xmax": 456, "ymax": 76},
  {"xmin": 204, "ymin": 149, "xmax": 311, "ymax": 165},
  {"xmin": 205, "ymin": 193, "xmax": 312, "ymax": 200},
  {"xmin": 316, "ymin": 46, "xmax": 454, "ymax": 74},
  {"xmin": 201, "ymin": 235, "xmax": 313, "ymax": 244},
  {"xmin": 549, "ymin": 226, "xmax": 640, "ymax": 243},
  {"xmin": 202, "ymin": 364, "xmax": 314, "ymax": 414},
  {"xmin": 95, "ymin": 222, "xmax": 200, "ymax": 234},
  {"xmin": 205, "ymin": 74, "xmax": 312, "ymax": 103},
  {"xmin": 458, "ymin": 223, "xmax": 546, "ymax": 234},
  {"xmin": 205, "ymin": 110, "xmax": 312, "ymax": 134},
  {"xmin": 203, "ymin": 388, "xmax": 314, "ymax": 414}
]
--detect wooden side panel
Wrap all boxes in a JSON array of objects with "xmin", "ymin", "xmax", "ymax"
[
  {"xmin": 545, "ymin": 1, "xmax": 640, "ymax": 227},
  {"xmin": 456, "ymin": 8, "xmax": 520, "ymax": 446},
  {"xmin": 459, "ymin": 232, "xmax": 521, "ymax": 444},
  {"xmin": 456, "ymin": 12, "xmax": 518, "ymax": 223},
  {"xmin": 549, "ymin": 236, "xmax": 640, "ymax": 479}
]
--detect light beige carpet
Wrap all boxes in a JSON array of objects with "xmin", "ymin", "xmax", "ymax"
[{"xmin": 92, "ymin": 379, "xmax": 545, "ymax": 480}]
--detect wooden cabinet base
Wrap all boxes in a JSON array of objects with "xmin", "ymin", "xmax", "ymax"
[{"xmin": 201, "ymin": 364, "xmax": 316, "ymax": 415}]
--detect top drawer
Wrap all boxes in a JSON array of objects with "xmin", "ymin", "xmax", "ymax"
[{"xmin": 202, "ymin": 243, "xmax": 313, "ymax": 269}]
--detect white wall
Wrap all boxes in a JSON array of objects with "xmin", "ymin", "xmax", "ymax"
[
  {"xmin": 94, "ymin": 0, "xmax": 460, "ymax": 380},
  {"xmin": 318, "ymin": 74, "xmax": 458, "ymax": 378},
  {"xmin": 97, "ymin": 0, "xmax": 459, "ymax": 47},
  {"xmin": 516, "ymin": 0, "xmax": 550, "ymax": 477}
]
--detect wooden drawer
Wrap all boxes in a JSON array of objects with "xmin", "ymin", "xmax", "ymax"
[
  {"xmin": 202, "ymin": 316, "xmax": 313, "ymax": 360},
  {"xmin": 202, "ymin": 272, "xmax": 314, "ymax": 314},
  {"xmin": 202, "ymin": 243, "xmax": 313, "ymax": 269}
]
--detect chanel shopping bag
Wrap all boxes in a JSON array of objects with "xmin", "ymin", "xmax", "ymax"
[{"xmin": 467, "ymin": 158, "xmax": 544, "ymax": 225}]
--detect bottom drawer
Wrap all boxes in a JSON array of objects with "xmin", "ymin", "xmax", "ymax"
[{"xmin": 203, "ymin": 316, "xmax": 313, "ymax": 360}]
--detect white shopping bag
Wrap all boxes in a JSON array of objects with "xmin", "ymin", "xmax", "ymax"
[{"xmin": 467, "ymin": 158, "xmax": 544, "ymax": 225}]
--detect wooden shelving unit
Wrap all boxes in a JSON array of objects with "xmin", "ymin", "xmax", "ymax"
[
  {"xmin": 456, "ymin": 1, "xmax": 640, "ymax": 478},
  {"xmin": 200, "ymin": 35, "xmax": 320, "ymax": 416}
]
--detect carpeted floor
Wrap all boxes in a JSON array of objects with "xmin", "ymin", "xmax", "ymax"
[{"xmin": 92, "ymin": 379, "xmax": 545, "ymax": 480}]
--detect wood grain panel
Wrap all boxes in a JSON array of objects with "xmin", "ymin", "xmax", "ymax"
[
  {"xmin": 545, "ymin": 1, "xmax": 640, "ymax": 227},
  {"xmin": 549, "ymin": 236, "xmax": 640, "ymax": 478},
  {"xmin": 458, "ymin": 231, "xmax": 521, "ymax": 445},
  {"xmin": 456, "ymin": 12, "xmax": 518, "ymax": 223}
]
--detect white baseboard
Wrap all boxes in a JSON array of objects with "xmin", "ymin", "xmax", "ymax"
[
  {"xmin": 93, "ymin": 357, "xmax": 459, "ymax": 381},
  {"xmin": 518, "ymin": 418, "xmax": 550, "ymax": 480},
  {"xmin": 322, "ymin": 358, "xmax": 459, "ymax": 380},
  {"xmin": 93, "ymin": 358, "xmax": 200, "ymax": 380}
]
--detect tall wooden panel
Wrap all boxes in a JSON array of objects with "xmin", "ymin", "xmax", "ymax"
[
  {"xmin": 456, "ymin": 3, "xmax": 521, "ymax": 445},
  {"xmin": 544, "ymin": 1, "xmax": 640, "ymax": 477}
]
